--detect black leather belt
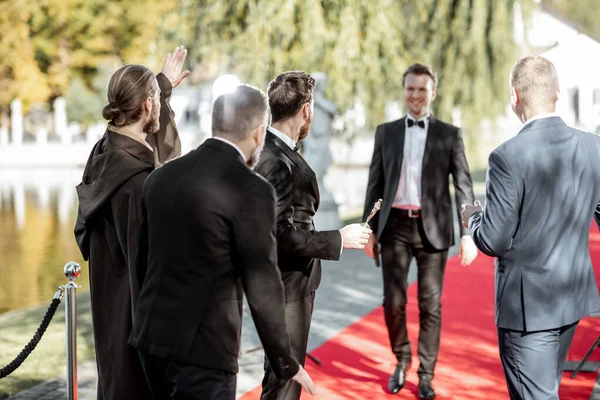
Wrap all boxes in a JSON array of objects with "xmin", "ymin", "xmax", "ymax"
[{"xmin": 391, "ymin": 208, "xmax": 421, "ymax": 218}]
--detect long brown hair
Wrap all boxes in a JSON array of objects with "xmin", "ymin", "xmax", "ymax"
[{"xmin": 102, "ymin": 64, "xmax": 158, "ymax": 127}]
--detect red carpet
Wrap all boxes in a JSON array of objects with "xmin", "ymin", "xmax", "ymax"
[{"xmin": 241, "ymin": 228, "xmax": 600, "ymax": 399}]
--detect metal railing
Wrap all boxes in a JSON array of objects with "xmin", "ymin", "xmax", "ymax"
[
  {"xmin": 0, "ymin": 261, "xmax": 81, "ymax": 400},
  {"xmin": 62, "ymin": 261, "xmax": 81, "ymax": 400}
]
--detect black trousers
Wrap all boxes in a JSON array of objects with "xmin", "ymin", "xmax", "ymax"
[
  {"xmin": 380, "ymin": 209, "xmax": 448, "ymax": 381},
  {"xmin": 498, "ymin": 321, "xmax": 578, "ymax": 400},
  {"xmin": 137, "ymin": 350, "xmax": 236, "ymax": 400},
  {"xmin": 260, "ymin": 291, "xmax": 315, "ymax": 400}
]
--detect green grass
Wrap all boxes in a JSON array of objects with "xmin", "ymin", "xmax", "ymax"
[{"xmin": 0, "ymin": 292, "xmax": 95, "ymax": 399}]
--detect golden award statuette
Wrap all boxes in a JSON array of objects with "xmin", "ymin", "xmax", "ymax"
[
  {"xmin": 362, "ymin": 199, "xmax": 382, "ymax": 229},
  {"xmin": 363, "ymin": 199, "xmax": 382, "ymax": 267}
]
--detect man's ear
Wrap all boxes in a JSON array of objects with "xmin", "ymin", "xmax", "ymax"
[
  {"xmin": 303, "ymin": 102, "xmax": 311, "ymax": 120},
  {"xmin": 254, "ymin": 123, "xmax": 264, "ymax": 144},
  {"xmin": 144, "ymin": 96, "xmax": 153, "ymax": 113},
  {"xmin": 510, "ymin": 87, "xmax": 519, "ymax": 106}
]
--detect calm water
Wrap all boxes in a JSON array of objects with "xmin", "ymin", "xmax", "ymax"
[
  {"xmin": 0, "ymin": 164, "xmax": 369, "ymax": 315},
  {"xmin": 0, "ymin": 167, "xmax": 88, "ymax": 315}
]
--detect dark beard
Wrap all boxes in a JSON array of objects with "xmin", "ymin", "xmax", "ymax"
[
  {"xmin": 143, "ymin": 100, "xmax": 160, "ymax": 134},
  {"xmin": 247, "ymin": 136, "xmax": 266, "ymax": 169},
  {"xmin": 297, "ymin": 119, "xmax": 312, "ymax": 142}
]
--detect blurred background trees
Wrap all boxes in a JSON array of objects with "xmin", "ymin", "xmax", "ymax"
[
  {"xmin": 0, "ymin": 0, "xmax": 171, "ymax": 118},
  {"xmin": 158, "ymin": 0, "xmax": 524, "ymax": 139},
  {"xmin": 542, "ymin": 0, "xmax": 599, "ymax": 41},
  {"xmin": 0, "ymin": 0, "xmax": 591, "ymax": 140}
]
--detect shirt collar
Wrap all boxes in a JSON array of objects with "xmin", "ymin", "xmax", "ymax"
[
  {"xmin": 519, "ymin": 112, "xmax": 560, "ymax": 133},
  {"xmin": 209, "ymin": 136, "xmax": 246, "ymax": 161},
  {"xmin": 268, "ymin": 126, "xmax": 296, "ymax": 149}
]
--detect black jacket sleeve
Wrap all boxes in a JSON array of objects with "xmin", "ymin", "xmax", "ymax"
[
  {"xmin": 257, "ymin": 156, "xmax": 342, "ymax": 260},
  {"xmin": 363, "ymin": 126, "xmax": 385, "ymax": 235},
  {"xmin": 450, "ymin": 128, "xmax": 476, "ymax": 236},
  {"xmin": 233, "ymin": 179, "xmax": 300, "ymax": 380}
]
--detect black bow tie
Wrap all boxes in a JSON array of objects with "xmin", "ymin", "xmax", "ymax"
[
  {"xmin": 292, "ymin": 145, "xmax": 299, "ymax": 152},
  {"xmin": 407, "ymin": 118, "xmax": 426, "ymax": 129}
]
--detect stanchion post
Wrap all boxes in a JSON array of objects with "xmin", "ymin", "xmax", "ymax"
[{"xmin": 62, "ymin": 262, "xmax": 81, "ymax": 400}]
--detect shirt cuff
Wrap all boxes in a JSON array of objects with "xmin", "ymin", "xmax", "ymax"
[{"xmin": 339, "ymin": 230, "xmax": 344, "ymax": 256}]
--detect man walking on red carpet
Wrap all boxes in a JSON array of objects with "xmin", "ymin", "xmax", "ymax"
[
  {"xmin": 462, "ymin": 55, "xmax": 600, "ymax": 400},
  {"xmin": 363, "ymin": 63, "xmax": 478, "ymax": 399},
  {"xmin": 255, "ymin": 71, "xmax": 371, "ymax": 400}
]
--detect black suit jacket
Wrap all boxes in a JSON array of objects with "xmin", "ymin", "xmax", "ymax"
[
  {"xmin": 255, "ymin": 129, "xmax": 342, "ymax": 300},
  {"xmin": 130, "ymin": 138, "xmax": 299, "ymax": 380},
  {"xmin": 363, "ymin": 116, "xmax": 475, "ymax": 250}
]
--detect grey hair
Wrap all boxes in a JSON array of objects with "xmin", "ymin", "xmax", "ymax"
[
  {"xmin": 212, "ymin": 84, "xmax": 269, "ymax": 141},
  {"xmin": 510, "ymin": 56, "xmax": 559, "ymax": 107}
]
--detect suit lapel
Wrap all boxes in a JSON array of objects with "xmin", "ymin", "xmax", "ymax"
[
  {"xmin": 266, "ymin": 130, "xmax": 320, "ymax": 203},
  {"xmin": 390, "ymin": 118, "xmax": 406, "ymax": 185},
  {"xmin": 421, "ymin": 116, "xmax": 439, "ymax": 175}
]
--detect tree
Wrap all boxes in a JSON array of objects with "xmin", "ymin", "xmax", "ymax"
[
  {"xmin": 65, "ymin": 60, "xmax": 119, "ymax": 126},
  {"xmin": 29, "ymin": 0, "xmax": 173, "ymax": 100},
  {"xmin": 541, "ymin": 0, "xmax": 600, "ymax": 42},
  {"xmin": 0, "ymin": 0, "xmax": 51, "ymax": 110},
  {"xmin": 161, "ymin": 0, "xmax": 526, "ymax": 140},
  {"xmin": 0, "ymin": 0, "xmax": 173, "ymax": 113}
]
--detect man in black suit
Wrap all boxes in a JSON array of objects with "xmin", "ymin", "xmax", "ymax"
[
  {"xmin": 255, "ymin": 71, "xmax": 372, "ymax": 400},
  {"xmin": 130, "ymin": 85, "xmax": 314, "ymax": 400},
  {"xmin": 462, "ymin": 56, "xmax": 600, "ymax": 400},
  {"xmin": 363, "ymin": 63, "xmax": 478, "ymax": 399}
]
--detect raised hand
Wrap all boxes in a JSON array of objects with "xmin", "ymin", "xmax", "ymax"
[{"xmin": 160, "ymin": 45, "xmax": 191, "ymax": 88}]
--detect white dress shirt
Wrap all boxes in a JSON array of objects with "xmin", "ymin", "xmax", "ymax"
[
  {"xmin": 393, "ymin": 113, "xmax": 430, "ymax": 210},
  {"xmin": 268, "ymin": 126, "xmax": 344, "ymax": 253},
  {"xmin": 268, "ymin": 126, "xmax": 296, "ymax": 149},
  {"xmin": 518, "ymin": 112, "xmax": 560, "ymax": 133}
]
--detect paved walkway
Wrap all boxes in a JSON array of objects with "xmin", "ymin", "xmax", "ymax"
[
  {"xmin": 8, "ymin": 245, "xmax": 386, "ymax": 400},
  {"xmin": 8, "ymin": 198, "xmax": 600, "ymax": 399}
]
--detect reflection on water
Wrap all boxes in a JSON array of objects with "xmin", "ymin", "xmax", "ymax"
[
  {"xmin": 0, "ymin": 164, "xmax": 370, "ymax": 315},
  {"xmin": 0, "ymin": 168, "xmax": 88, "ymax": 315}
]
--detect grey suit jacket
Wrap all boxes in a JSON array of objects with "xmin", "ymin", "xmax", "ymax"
[{"xmin": 469, "ymin": 116, "xmax": 600, "ymax": 331}]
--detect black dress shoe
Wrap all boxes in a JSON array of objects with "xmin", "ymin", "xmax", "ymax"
[
  {"xmin": 388, "ymin": 363, "xmax": 407, "ymax": 394},
  {"xmin": 418, "ymin": 379, "xmax": 436, "ymax": 399}
]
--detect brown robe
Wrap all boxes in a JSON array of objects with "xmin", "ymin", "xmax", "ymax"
[{"xmin": 74, "ymin": 73, "xmax": 180, "ymax": 400}]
